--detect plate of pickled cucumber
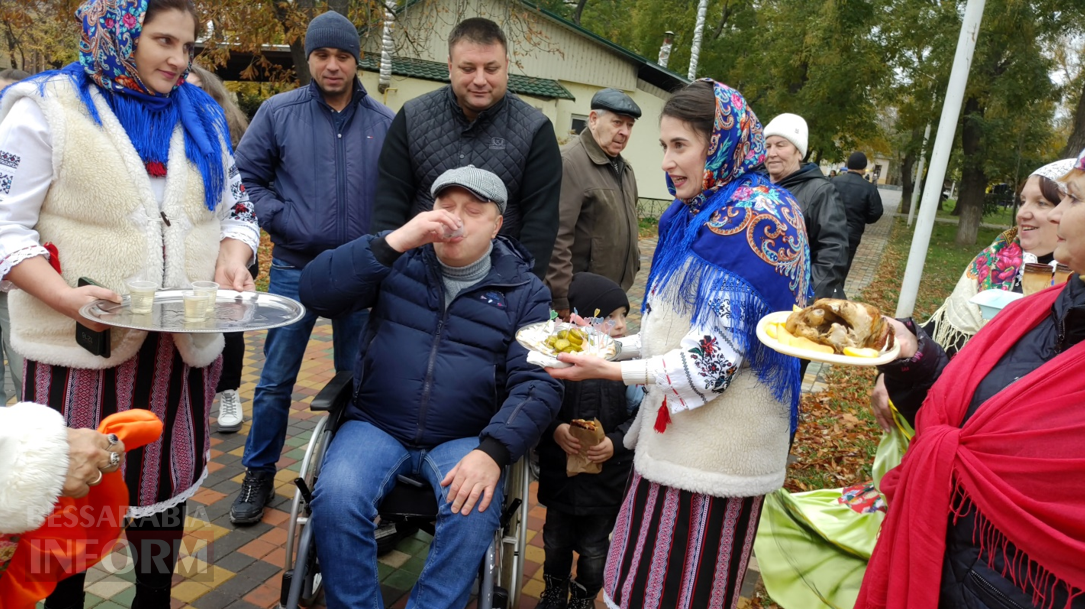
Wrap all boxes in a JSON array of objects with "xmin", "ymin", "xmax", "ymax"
[{"xmin": 516, "ymin": 320, "xmax": 620, "ymax": 362}]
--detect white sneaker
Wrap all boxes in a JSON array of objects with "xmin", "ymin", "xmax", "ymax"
[{"xmin": 217, "ymin": 389, "xmax": 243, "ymax": 433}]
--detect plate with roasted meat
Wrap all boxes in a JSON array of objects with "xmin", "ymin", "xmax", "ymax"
[{"xmin": 756, "ymin": 299, "xmax": 900, "ymax": 366}]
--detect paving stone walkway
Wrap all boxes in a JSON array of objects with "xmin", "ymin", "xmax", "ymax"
[{"xmin": 58, "ymin": 189, "xmax": 900, "ymax": 609}]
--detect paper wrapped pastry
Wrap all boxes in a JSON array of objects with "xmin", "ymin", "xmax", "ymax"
[{"xmin": 566, "ymin": 418, "xmax": 605, "ymax": 476}]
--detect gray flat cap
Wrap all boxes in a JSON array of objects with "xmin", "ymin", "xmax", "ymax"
[
  {"xmin": 591, "ymin": 88, "xmax": 641, "ymax": 119},
  {"xmin": 431, "ymin": 165, "xmax": 508, "ymax": 214}
]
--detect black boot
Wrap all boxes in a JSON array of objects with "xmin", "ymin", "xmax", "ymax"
[
  {"xmin": 538, "ymin": 573, "xmax": 570, "ymax": 609},
  {"xmin": 230, "ymin": 469, "xmax": 275, "ymax": 525},
  {"xmin": 568, "ymin": 579, "xmax": 596, "ymax": 609}
]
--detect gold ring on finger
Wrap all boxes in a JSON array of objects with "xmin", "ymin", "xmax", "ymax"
[{"xmin": 88, "ymin": 470, "xmax": 103, "ymax": 486}]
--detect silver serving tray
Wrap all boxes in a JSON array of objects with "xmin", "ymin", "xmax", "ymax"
[{"xmin": 79, "ymin": 289, "xmax": 305, "ymax": 334}]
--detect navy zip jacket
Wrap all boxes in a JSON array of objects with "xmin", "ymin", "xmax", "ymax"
[
  {"xmin": 298, "ymin": 233, "xmax": 563, "ymax": 467},
  {"xmin": 235, "ymin": 79, "xmax": 394, "ymax": 268}
]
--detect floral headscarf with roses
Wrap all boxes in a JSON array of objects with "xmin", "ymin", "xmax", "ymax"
[
  {"xmin": 78, "ymin": 0, "xmax": 185, "ymax": 98},
  {"xmin": 14, "ymin": 0, "xmax": 231, "ymax": 211}
]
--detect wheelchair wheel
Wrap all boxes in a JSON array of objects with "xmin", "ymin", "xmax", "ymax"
[
  {"xmin": 497, "ymin": 459, "xmax": 530, "ymax": 607},
  {"xmin": 282, "ymin": 414, "xmax": 332, "ymax": 608}
]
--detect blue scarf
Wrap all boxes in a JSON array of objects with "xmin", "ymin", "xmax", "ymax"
[
  {"xmin": 9, "ymin": 0, "xmax": 228, "ymax": 211},
  {"xmin": 645, "ymin": 80, "xmax": 812, "ymax": 430}
]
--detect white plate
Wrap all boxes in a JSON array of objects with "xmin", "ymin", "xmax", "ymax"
[
  {"xmin": 755, "ymin": 311, "xmax": 901, "ymax": 367},
  {"xmin": 968, "ymin": 289, "xmax": 1023, "ymax": 320}
]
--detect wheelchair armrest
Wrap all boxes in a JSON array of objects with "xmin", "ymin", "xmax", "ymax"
[{"xmin": 311, "ymin": 371, "xmax": 354, "ymax": 412}]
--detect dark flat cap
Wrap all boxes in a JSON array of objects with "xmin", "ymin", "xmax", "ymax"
[{"xmin": 590, "ymin": 88, "xmax": 641, "ymax": 119}]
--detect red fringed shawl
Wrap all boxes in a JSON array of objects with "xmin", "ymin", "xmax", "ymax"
[{"xmin": 857, "ymin": 285, "xmax": 1085, "ymax": 609}]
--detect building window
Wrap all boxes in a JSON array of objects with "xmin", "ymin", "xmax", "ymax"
[{"xmin": 570, "ymin": 114, "xmax": 588, "ymax": 135}]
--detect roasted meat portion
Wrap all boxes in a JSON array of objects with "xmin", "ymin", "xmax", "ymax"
[{"xmin": 784, "ymin": 299, "xmax": 893, "ymax": 354}]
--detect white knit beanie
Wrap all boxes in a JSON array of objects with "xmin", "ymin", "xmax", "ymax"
[{"xmin": 763, "ymin": 113, "xmax": 808, "ymax": 158}]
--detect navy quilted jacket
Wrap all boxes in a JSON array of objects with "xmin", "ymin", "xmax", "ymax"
[
  {"xmin": 235, "ymin": 79, "xmax": 394, "ymax": 268},
  {"xmin": 298, "ymin": 233, "xmax": 563, "ymax": 466}
]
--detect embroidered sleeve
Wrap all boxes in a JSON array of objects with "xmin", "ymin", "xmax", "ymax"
[
  {"xmin": 621, "ymin": 323, "xmax": 743, "ymax": 413},
  {"xmin": 0, "ymin": 97, "xmax": 54, "ymax": 277},
  {"xmin": 219, "ymin": 157, "xmax": 259, "ymax": 262}
]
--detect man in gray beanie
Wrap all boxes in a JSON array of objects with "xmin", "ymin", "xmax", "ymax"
[
  {"xmin": 230, "ymin": 10, "xmax": 395, "ymax": 524},
  {"xmin": 297, "ymin": 165, "xmax": 562, "ymax": 606}
]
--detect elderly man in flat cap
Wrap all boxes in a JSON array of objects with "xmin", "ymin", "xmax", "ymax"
[{"xmin": 547, "ymin": 88, "xmax": 642, "ymax": 319}]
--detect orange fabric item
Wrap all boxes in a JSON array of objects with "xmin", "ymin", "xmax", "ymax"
[{"xmin": 0, "ymin": 410, "xmax": 163, "ymax": 609}]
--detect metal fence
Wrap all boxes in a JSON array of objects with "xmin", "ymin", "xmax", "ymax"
[{"xmin": 637, "ymin": 198, "xmax": 672, "ymax": 221}]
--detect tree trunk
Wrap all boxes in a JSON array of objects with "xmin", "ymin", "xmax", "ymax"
[
  {"xmin": 573, "ymin": 0, "xmax": 589, "ymax": 25},
  {"xmin": 289, "ymin": 39, "xmax": 311, "ymax": 85},
  {"xmin": 273, "ymin": 0, "xmax": 313, "ymax": 85},
  {"xmin": 899, "ymin": 151, "xmax": 915, "ymax": 216},
  {"xmin": 1061, "ymin": 77, "xmax": 1085, "ymax": 159},
  {"xmin": 955, "ymin": 97, "xmax": 986, "ymax": 246},
  {"xmin": 898, "ymin": 126, "xmax": 921, "ymax": 216}
]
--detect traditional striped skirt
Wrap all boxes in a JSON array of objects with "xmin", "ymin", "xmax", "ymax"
[
  {"xmin": 603, "ymin": 470, "xmax": 763, "ymax": 609},
  {"xmin": 23, "ymin": 332, "xmax": 221, "ymax": 519}
]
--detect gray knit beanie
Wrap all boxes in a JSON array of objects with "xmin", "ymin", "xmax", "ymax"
[{"xmin": 305, "ymin": 11, "xmax": 360, "ymax": 63}]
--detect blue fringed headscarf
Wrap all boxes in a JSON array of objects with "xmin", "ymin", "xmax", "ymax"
[
  {"xmin": 11, "ymin": 0, "xmax": 229, "ymax": 212},
  {"xmin": 646, "ymin": 80, "xmax": 813, "ymax": 431}
]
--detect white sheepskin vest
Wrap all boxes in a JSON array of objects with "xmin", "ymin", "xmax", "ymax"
[
  {"xmin": 0, "ymin": 78, "xmax": 224, "ymax": 369},
  {"xmin": 625, "ymin": 294, "xmax": 792, "ymax": 498}
]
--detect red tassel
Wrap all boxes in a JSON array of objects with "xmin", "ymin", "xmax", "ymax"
[
  {"xmin": 654, "ymin": 397, "xmax": 671, "ymax": 433},
  {"xmin": 43, "ymin": 242, "xmax": 61, "ymax": 274},
  {"xmin": 145, "ymin": 161, "xmax": 167, "ymax": 178}
]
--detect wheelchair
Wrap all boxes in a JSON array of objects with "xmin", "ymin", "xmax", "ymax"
[{"xmin": 279, "ymin": 371, "xmax": 530, "ymax": 609}]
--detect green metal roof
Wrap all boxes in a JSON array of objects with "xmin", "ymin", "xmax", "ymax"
[{"xmin": 359, "ymin": 55, "xmax": 575, "ymax": 100}]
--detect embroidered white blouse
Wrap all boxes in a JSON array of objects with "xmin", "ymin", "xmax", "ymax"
[
  {"xmin": 619, "ymin": 302, "xmax": 743, "ymax": 415},
  {"xmin": 0, "ymin": 97, "xmax": 259, "ymax": 282}
]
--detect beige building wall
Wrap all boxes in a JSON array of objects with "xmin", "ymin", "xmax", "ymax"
[{"xmin": 388, "ymin": 0, "xmax": 638, "ymax": 90}]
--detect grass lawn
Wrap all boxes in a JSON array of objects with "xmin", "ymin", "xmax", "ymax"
[{"xmin": 936, "ymin": 198, "xmax": 1016, "ymax": 228}]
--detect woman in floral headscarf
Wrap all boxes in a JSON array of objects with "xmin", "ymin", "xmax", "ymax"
[
  {"xmin": 548, "ymin": 79, "xmax": 811, "ymax": 609},
  {"xmin": 0, "ymin": 0, "xmax": 257, "ymax": 607},
  {"xmin": 919, "ymin": 158, "xmax": 1074, "ymax": 357}
]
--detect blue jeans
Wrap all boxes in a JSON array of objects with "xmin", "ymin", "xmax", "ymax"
[
  {"xmin": 312, "ymin": 421, "xmax": 504, "ymax": 609},
  {"xmin": 243, "ymin": 259, "xmax": 367, "ymax": 473}
]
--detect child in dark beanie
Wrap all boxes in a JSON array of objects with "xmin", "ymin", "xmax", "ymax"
[{"xmin": 536, "ymin": 272, "xmax": 642, "ymax": 609}]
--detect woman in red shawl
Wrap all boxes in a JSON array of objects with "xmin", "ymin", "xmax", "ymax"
[{"xmin": 857, "ymin": 155, "xmax": 1085, "ymax": 609}]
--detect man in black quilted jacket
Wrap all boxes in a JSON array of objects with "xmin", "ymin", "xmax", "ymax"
[{"xmin": 370, "ymin": 17, "xmax": 562, "ymax": 279}]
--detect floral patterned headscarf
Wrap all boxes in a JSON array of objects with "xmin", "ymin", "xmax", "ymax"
[
  {"xmin": 78, "ymin": 0, "xmax": 187, "ymax": 100},
  {"xmin": 647, "ymin": 80, "xmax": 812, "ymax": 430},
  {"xmin": 664, "ymin": 79, "xmax": 767, "ymax": 211},
  {"xmin": 17, "ymin": 0, "xmax": 229, "ymax": 211}
]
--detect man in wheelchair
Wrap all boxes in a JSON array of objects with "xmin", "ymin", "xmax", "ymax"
[{"xmin": 298, "ymin": 166, "xmax": 563, "ymax": 608}]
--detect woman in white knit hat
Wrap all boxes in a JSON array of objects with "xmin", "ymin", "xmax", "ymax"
[{"xmin": 763, "ymin": 112, "xmax": 850, "ymax": 300}]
